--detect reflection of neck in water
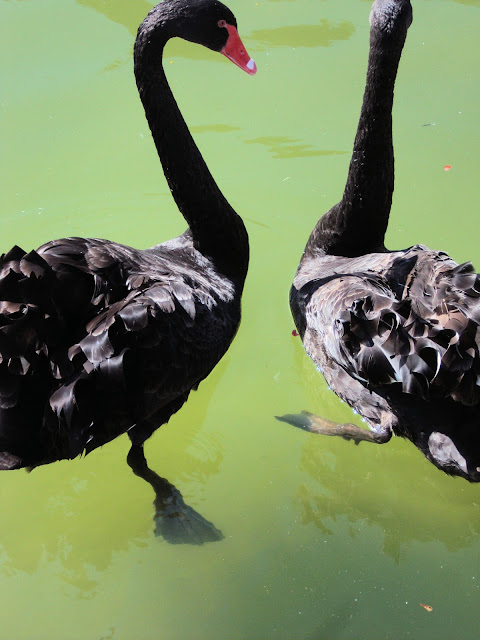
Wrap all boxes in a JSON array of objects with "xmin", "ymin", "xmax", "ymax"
[
  {"xmin": 250, "ymin": 21, "xmax": 355, "ymax": 49},
  {"xmin": 76, "ymin": 0, "xmax": 153, "ymax": 36},
  {"xmin": 245, "ymin": 136, "xmax": 347, "ymax": 160}
]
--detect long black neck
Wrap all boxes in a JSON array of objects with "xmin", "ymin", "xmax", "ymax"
[
  {"xmin": 306, "ymin": 3, "xmax": 410, "ymax": 258},
  {"xmin": 134, "ymin": 24, "xmax": 249, "ymax": 284}
]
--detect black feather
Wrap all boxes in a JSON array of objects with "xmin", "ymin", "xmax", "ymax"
[
  {"xmin": 0, "ymin": 0, "xmax": 251, "ymax": 479},
  {"xmin": 289, "ymin": 0, "xmax": 480, "ymax": 482}
]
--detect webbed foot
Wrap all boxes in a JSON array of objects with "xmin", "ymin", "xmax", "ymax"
[
  {"xmin": 127, "ymin": 444, "xmax": 224, "ymax": 545},
  {"xmin": 152, "ymin": 482, "xmax": 224, "ymax": 544},
  {"xmin": 276, "ymin": 410, "xmax": 391, "ymax": 445}
]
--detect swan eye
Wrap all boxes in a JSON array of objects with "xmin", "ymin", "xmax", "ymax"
[{"xmin": 218, "ymin": 19, "xmax": 226, "ymax": 28}]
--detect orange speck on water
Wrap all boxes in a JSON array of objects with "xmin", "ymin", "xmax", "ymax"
[
  {"xmin": 420, "ymin": 603, "xmax": 433, "ymax": 612},
  {"xmin": 443, "ymin": 165, "xmax": 452, "ymax": 171}
]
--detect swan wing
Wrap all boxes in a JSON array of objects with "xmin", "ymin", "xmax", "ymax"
[
  {"xmin": 296, "ymin": 245, "xmax": 480, "ymax": 405},
  {"xmin": 0, "ymin": 238, "xmax": 238, "ymax": 459}
]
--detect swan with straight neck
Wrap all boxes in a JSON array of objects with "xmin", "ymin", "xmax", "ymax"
[
  {"xmin": 282, "ymin": 0, "xmax": 480, "ymax": 482},
  {"xmin": 0, "ymin": 0, "xmax": 256, "ymax": 542}
]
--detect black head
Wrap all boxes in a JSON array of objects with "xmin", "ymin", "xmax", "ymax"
[
  {"xmin": 139, "ymin": 0, "xmax": 237, "ymax": 52},
  {"xmin": 370, "ymin": 0, "xmax": 413, "ymax": 37}
]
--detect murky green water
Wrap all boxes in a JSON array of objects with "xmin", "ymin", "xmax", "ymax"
[{"xmin": 1, "ymin": 0, "xmax": 480, "ymax": 638}]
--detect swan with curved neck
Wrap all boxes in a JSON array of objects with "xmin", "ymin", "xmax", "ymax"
[
  {"xmin": 282, "ymin": 0, "xmax": 480, "ymax": 482},
  {"xmin": 0, "ymin": 0, "xmax": 256, "ymax": 542},
  {"xmin": 134, "ymin": 0, "xmax": 255, "ymax": 281}
]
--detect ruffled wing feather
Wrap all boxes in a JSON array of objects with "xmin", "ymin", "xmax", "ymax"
[
  {"xmin": 0, "ymin": 235, "xmax": 238, "ymax": 464},
  {"xmin": 295, "ymin": 245, "xmax": 480, "ymax": 406}
]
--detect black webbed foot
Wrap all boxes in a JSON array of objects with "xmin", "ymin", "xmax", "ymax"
[{"xmin": 127, "ymin": 444, "xmax": 224, "ymax": 545}]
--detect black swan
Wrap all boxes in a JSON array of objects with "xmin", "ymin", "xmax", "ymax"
[
  {"xmin": 0, "ymin": 0, "xmax": 256, "ymax": 542},
  {"xmin": 279, "ymin": 0, "xmax": 480, "ymax": 482}
]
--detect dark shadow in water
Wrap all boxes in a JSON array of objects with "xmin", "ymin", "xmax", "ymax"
[
  {"xmin": 245, "ymin": 136, "xmax": 347, "ymax": 160},
  {"xmin": 250, "ymin": 21, "xmax": 355, "ymax": 49}
]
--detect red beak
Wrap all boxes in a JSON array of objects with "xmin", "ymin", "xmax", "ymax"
[{"xmin": 221, "ymin": 24, "xmax": 257, "ymax": 76}]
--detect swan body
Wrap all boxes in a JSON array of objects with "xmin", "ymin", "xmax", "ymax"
[
  {"xmin": 0, "ymin": 0, "xmax": 256, "ymax": 495},
  {"xmin": 0, "ymin": 234, "xmax": 238, "ymax": 468},
  {"xmin": 286, "ymin": 0, "xmax": 480, "ymax": 481}
]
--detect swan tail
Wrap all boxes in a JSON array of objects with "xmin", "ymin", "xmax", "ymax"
[
  {"xmin": 0, "ymin": 246, "xmax": 67, "ymax": 464},
  {"xmin": 0, "ymin": 246, "xmax": 60, "ymax": 400}
]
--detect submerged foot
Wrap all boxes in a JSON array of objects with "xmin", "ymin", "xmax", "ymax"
[
  {"xmin": 152, "ymin": 481, "xmax": 224, "ymax": 545},
  {"xmin": 275, "ymin": 410, "xmax": 391, "ymax": 445},
  {"xmin": 127, "ymin": 444, "xmax": 224, "ymax": 545}
]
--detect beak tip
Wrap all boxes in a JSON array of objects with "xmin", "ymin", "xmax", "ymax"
[{"xmin": 246, "ymin": 58, "xmax": 257, "ymax": 75}]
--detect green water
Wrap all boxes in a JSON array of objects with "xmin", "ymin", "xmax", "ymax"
[{"xmin": 1, "ymin": 0, "xmax": 480, "ymax": 638}]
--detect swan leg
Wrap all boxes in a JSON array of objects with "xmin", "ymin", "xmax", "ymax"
[
  {"xmin": 277, "ymin": 352, "xmax": 394, "ymax": 444},
  {"xmin": 276, "ymin": 411, "xmax": 392, "ymax": 445},
  {"xmin": 126, "ymin": 443, "xmax": 224, "ymax": 545}
]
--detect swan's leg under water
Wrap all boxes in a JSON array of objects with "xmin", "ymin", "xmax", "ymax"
[
  {"xmin": 126, "ymin": 443, "xmax": 224, "ymax": 545},
  {"xmin": 277, "ymin": 349, "xmax": 394, "ymax": 444},
  {"xmin": 276, "ymin": 410, "xmax": 392, "ymax": 445}
]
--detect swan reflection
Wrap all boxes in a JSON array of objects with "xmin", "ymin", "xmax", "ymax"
[
  {"xmin": 245, "ymin": 136, "xmax": 346, "ymax": 160},
  {"xmin": 251, "ymin": 21, "xmax": 355, "ymax": 49}
]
